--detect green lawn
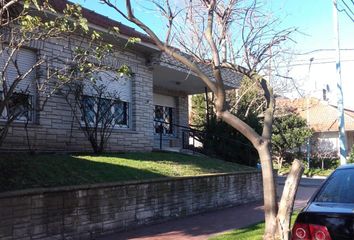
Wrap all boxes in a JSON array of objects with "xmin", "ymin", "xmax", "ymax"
[
  {"xmin": 210, "ymin": 213, "xmax": 298, "ymax": 240},
  {"xmin": 0, "ymin": 151, "xmax": 254, "ymax": 192}
]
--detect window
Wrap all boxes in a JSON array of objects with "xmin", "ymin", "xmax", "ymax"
[
  {"xmin": 81, "ymin": 96, "xmax": 129, "ymax": 128},
  {"xmin": 113, "ymin": 101, "xmax": 128, "ymax": 126},
  {"xmin": 82, "ymin": 96, "xmax": 95, "ymax": 124},
  {"xmin": 0, "ymin": 91, "xmax": 33, "ymax": 122},
  {"xmin": 154, "ymin": 105, "xmax": 173, "ymax": 135},
  {"xmin": 315, "ymin": 169, "xmax": 354, "ymax": 203}
]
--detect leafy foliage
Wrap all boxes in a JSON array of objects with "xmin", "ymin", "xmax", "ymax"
[
  {"xmin": 202, "ymin": 115, "xmax": 261, "ymax": 167},
  {"xmin": 190, "ymin": 78, "xmax": 263, "ymax": 167},
  {"xmin": 190, "ymin": 94, "xmax": 208, "ymax": 129},
  {"xmin": 272, "ymin": 114, "xmax": 313, "ymax": 168}
]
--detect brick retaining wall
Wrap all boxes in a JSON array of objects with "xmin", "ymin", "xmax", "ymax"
[{"xmin": 0, "ymin": 171, "xmax": 263, "ymax": 240}]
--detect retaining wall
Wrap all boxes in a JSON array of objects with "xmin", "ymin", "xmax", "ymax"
[{"xmin": 0, "ymin": 171, "xmax": 263, "ymax": 240}]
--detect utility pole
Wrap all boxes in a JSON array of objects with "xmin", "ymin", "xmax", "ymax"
[
  {"xmin": 333, "ymin": 0, "xmax": 347, "ymax": 165},
  {"xmin": 306, "ymin": 57, "xmax": 314, "ymax": 169}
]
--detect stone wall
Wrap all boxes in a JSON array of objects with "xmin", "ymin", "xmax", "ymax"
[
  {"xmin": 0, "ymin": 171, "xmax": 263, "ymax": 240},
  {"xmin": 0, "ymin": 35, "xmax": 156, "ymax": 152}
]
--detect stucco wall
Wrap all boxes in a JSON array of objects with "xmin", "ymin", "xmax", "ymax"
[{"xmin": 0, "ymin": 171, "xmax": 263, "ymax": 240}]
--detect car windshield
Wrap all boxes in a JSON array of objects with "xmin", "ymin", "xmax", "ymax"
[{"xmin": 315, "ymin": 168, "xmax": 354, "ymax": 203}]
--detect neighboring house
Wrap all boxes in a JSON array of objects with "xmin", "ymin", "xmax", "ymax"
[
  {"xmin": 277, "ymin": 97, "xmax": 354, "ymax": 157},
  {"xmin": 0, "ymin": 0, "xmax": 241, "ymax": 152}
]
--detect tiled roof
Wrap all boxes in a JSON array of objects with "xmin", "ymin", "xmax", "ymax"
[
  {"xmin": 276, "ymin": 97, "xmax": 354, "ymax": 132},
  {"xmin": 50, "ymin": 0, "xmax": 154, "ymax": 44}
]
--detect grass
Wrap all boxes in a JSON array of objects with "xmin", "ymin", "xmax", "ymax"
[
  {"xmin": 209, "ymin": 213, "xmax": 298, "ymax": 240},
  {"xmin": 0, "ymin": 151, "xmax": 254, "ymax": 192}
]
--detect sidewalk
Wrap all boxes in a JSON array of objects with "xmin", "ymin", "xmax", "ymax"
[
  {"xmin": 98, "ymin": 178, "xmax": 320, "ymax": 240},
  {"xmin": 99, "ymin": 202, "xmax": 264, "ymax": 240}
]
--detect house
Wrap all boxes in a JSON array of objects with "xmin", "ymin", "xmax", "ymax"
[
  {"xmin": 0, "ymin": 0, "xmax": 241, "ymax": 152},
  {"xmin": 276, "ymin": 97, "xmax": 354, "ymax": 157}
]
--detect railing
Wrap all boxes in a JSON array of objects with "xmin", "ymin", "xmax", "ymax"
[
  {"xmin": 182, "ymin": 128, "xmax": 205, "ymax": 153},
  {"xmin": 153, "ymin": 120, "xmax": 256, "ymax": 165},
  {"xmin": 153, "ymin": 119, "xmax": 204, "ymax": 151}
]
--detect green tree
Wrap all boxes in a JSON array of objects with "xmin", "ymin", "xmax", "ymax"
[
  {"xmin": 190, "ymin": 93, "xmax": 208, "ymax": 129},
  {"xmin": 272, "ymin": 114, "xmax": 313, "ymax": 170}
]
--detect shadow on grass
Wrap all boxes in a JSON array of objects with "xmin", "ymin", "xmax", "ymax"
[
  {"xmin": 0, "ymin": 151, "xmax": 254, "ymax": 193},
  {"xmin": 0, "ymin": 153, "xmax": 165, "ymax": 192}
]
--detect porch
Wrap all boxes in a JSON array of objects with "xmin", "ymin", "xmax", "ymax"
[
  {"xmin": 151, "ymin": 52, "xmax": 242, "ymax": 152},
  {"xmin": 152, "ymin": 59, "xmax": 203, "ymax": 151}
]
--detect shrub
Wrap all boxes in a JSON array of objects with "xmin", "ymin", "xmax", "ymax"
[
  {"xmin": 348, "ymin": 145, "xmax": 354, "ymax": 164},
  {"xmin": 200, "ymin": 117, "xmax": 260, "ymax": 167}
]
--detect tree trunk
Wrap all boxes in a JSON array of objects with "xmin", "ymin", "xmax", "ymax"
[
  {"xmin": 276, "ymin": 156, "xmax": 283, "ymax": 172},
  {"xmin": 279, "ymin": 156, "xmax": 283, "ymax": 172},
  {"xmin": 277, "ymin": 159, "xmax": 304, "ymax": 240},
  {"xmin": 257, "ymin": 142, "xmax": 278, "ymax": 240}
]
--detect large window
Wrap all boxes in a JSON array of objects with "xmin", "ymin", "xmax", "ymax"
[
  {"xmin": 81, "ymin": 96, "xmax": 129, "ymax": 128},
  {"xmin": 81, "ymin": 70, "xmax": 131, "ymax": 129},
  {"xmin": 154, "ymin": 105, "xmax": 173, "ymax": 135},
  {"xmin": 0, "ymin": 91, "xmax": 33, "ymax": 122}
]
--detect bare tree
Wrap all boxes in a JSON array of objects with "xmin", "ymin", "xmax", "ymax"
[
  {"xmin": 62, "ymin": 77, "xmax": 130, "ymax": 154},
  {"xmin": 0, "ymin": 0, "xmax": 89, "ymax": 146},
  {"xmin": 57, "ymin": 30, "xmax": 134, "ymax": 154},
  {"xmin": 100, "ymin": 0, "xmax": 303, "ymax": 239}
]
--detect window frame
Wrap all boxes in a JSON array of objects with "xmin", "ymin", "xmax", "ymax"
[
  {"xmin": 81, "ymin": 95, "xmax": 130, "ymax": 129},
  {"xmin": 0, "ymin": 91, "xmax": 34, "ymax": 123},
  {"xmin": 154, "ymin": 105, "xmax": 174, "ymax": 136}
]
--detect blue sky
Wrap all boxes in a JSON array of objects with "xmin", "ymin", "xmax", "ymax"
[
  {"xmin": 71, "ymin": 0, "xmax": 353, "ymax": 50},
  {"xmin": 267, "ymin": 0, "xmax": 353, "ymax": 50},
  {"xmin": 71, "ymin": 0, "xmax": 354, "ymax": 108}
]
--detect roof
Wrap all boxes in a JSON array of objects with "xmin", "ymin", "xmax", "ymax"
[
  {"xmin": 47, "ymin": 0, "xmax": 242, "ymax": 91},
  {"xmin": 276, "ymin": 97, "xmax": 354, "ymax": 132},
  {"xmin": 50, "ymin": 0, "xmax": 154, "ymax": 44}
]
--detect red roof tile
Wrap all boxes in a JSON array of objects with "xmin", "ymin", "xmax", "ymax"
[{"xmin": 276, "ymin": 98, "xmax": 354, "ymax": 132}]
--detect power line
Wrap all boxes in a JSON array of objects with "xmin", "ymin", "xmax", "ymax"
[
  {"xmin": 337, "ymin": 0, "xmax": 354, "ymax": 22},
  {"xmin": 277, "ymin": 59, "xmax": 354, "ymax": 68},
  {"xmin": 287, "ymin": 57, "xmax": 336, "ymax": 63},
  {"xmin": 287, "ymin": 48, "xmax": 354, "ymax": 55},
  {"xmin": 341, "ymin": 0, "xmax": 354, "ymax": 16}
]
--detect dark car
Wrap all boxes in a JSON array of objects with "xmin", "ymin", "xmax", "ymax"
[{"xmin": 291, "ymin": 164, "xmax": 354, "ymax": 240}]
